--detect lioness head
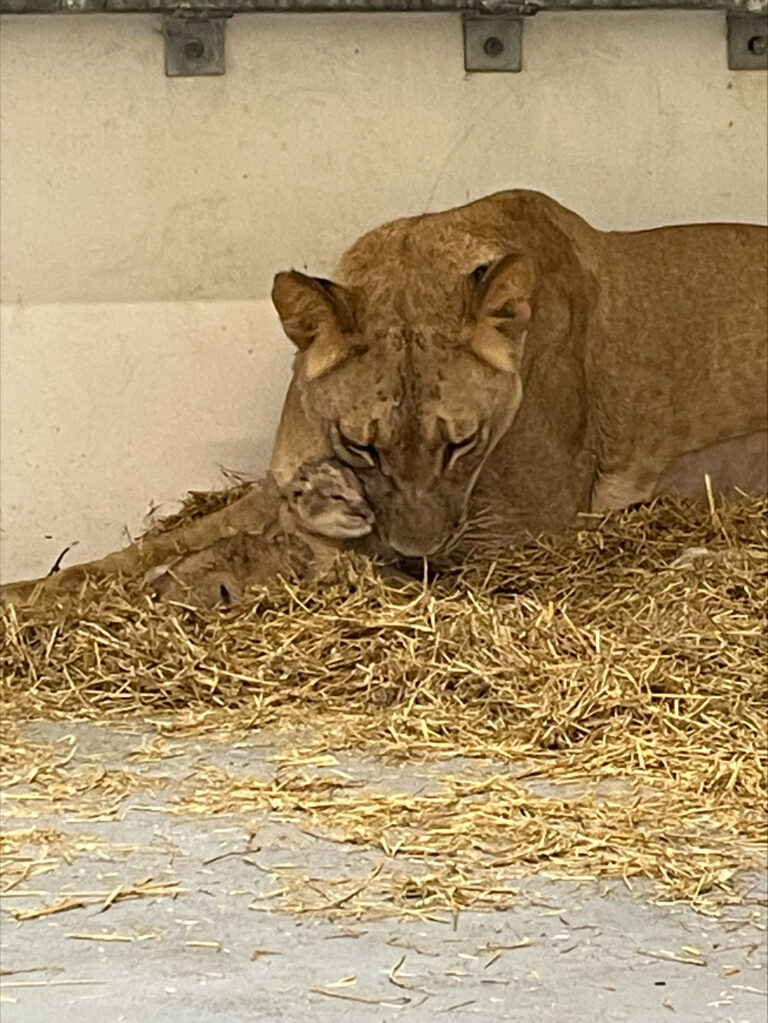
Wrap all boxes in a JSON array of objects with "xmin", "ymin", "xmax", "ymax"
[{"xmin": 270, "ymin": 192, "xmax": 584, "ymax": 557}]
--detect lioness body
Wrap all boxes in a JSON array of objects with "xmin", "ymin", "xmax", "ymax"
[{"xmin": 270, "ymin": 190, "xmax": 767, "ymax": 556}]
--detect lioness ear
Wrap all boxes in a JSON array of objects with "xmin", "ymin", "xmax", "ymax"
[
  {"xmin": 271, "ymin": 271, "xmax": 356, "ymax": 380},
  {"xmin": 467, "ymin": 254, "xmax": 535, "ymax": 373}
]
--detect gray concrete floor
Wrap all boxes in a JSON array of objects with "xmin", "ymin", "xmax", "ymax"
[{"xmin": 1, "ymin": 721, "xmax": 765, "ymax": 1023}]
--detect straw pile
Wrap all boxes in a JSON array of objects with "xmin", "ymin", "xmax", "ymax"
[
  {"xmin": 2, "ymin": 492, "xmax": 766, "ymax": 916},
  {"xmin": 146, "ymin": 468, "xmax": 255, "ymax": 535}
]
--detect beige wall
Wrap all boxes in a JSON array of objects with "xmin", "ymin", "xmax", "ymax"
[{"xmin": 1, "ymin": 11, "xmax": 766, "ymax": 581}]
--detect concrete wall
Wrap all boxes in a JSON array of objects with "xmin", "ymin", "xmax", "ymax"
[{"xmin": 1, "ymin": 11, "xmax": 766, "ymax": 581}]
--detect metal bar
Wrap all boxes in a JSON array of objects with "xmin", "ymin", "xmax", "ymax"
[{"xmin": 1, "ymin": 0, "xmax": 765, "ymax": 14}]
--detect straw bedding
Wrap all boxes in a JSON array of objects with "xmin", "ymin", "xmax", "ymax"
[{"xmin": 1, "ymin": 490, "xmax": 766, "ymax": 917}]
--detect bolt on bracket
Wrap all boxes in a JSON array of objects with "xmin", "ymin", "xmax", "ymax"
[
  {"xmin": 727, "ymin": 12, "xmax": 768, "ymax": 70},
  {"xmin": 463, "ymin": 14, "xmax": 523, "ymax": 73},
  {"xmin": 164, "ymin": 16, "xmax": 228, "ymax": 77}
]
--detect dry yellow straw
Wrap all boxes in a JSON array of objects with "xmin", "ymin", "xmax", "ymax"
[{"xmin": 2, "ymin": 493, "xmax": 766, "ymax": 916}]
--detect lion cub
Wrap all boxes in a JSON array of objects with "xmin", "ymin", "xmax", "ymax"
[
  {"xmin": 147, "ymin": 458, "xmax": 373, "ymax": 607},
  {"xmin": 285, "ymin": 457, "xmax": 374, "ymax": 540}
]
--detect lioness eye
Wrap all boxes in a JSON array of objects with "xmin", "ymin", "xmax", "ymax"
[
  {"xmin": 469, "ymin": 264, "xmax": 490, "ymax": 285},
  {"xmin": 443, "ymin": 433, "xmax": 479, "ymax": 471},
  {"xmin": 338, "ymin": 430, "xmax": 379, "ymax": 468}
]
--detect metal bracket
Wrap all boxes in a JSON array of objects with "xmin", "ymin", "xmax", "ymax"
[
  {"xmin": 163, "ymin": 16, "xmax": 227, "ymax": 77},
  {"xmin": 463, "ymin": 15, "xmax": 523, "ymax": 73},
  {"xmin": 727, "ymin": 12, "xmax": 768, "ymax": 70},
  {"xmin": 0, "ymin": 2, "xmax": 765, "ymax": 76}
]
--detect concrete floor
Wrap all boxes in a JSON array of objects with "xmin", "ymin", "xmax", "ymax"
[{"xmin": 1, "ymin": 722, "xmax": 765, "ymax": 1023}]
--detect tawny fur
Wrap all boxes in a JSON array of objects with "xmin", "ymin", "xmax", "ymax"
[
  {"xmin": 147, "ymin": 458, "xmax": 374, "ymax": 607},
  {"xmin": 3, "ymin": 190, "xmax": 765, "ymax": 593},
  {"xmin": 270, "ymin": 189, "xmax": 767, "ymax": 557},
  {"xmin": 1, "ymin": 461, "xmax": 373, "ymax": 608}
]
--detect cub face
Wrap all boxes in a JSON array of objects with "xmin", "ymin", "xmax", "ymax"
[{"xmin": 288, "ymin": 457, "xmax": 375, "ymax": 540}]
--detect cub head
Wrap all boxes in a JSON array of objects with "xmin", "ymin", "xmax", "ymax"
[{"xmin": 287, "ymin": 457, "xmax": 375, "ymax": 540}]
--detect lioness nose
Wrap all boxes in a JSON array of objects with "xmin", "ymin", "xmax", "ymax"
[
  {"xmin": 387, "ymin": 532, "xmax": 445, "ymax": 558},
  {"xmin": 385, "ymin": 495, "xmax": 451, "ymax": 557}
]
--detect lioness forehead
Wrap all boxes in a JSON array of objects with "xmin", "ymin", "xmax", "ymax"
[{"xmin": 310, "ymin": 336, "xmax": 500, "ymax": 447}]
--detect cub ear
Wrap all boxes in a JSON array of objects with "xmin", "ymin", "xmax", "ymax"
[
  {"xmin": 271, "ymin": 271, "xmax": 356, "ymax": 380},
  {"xmin": 466, "ymin": 253, "xmax": 535, "ymax": 373}
]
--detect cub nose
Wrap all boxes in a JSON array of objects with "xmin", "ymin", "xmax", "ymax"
[{"xmin": 346, "ymin": 500, "xmax": 374, "ymax": 522}]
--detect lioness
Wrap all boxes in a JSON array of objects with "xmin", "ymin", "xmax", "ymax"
[{"xmin": 269, "ymin": 189, "xmax": 767, "ymax": 558}]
